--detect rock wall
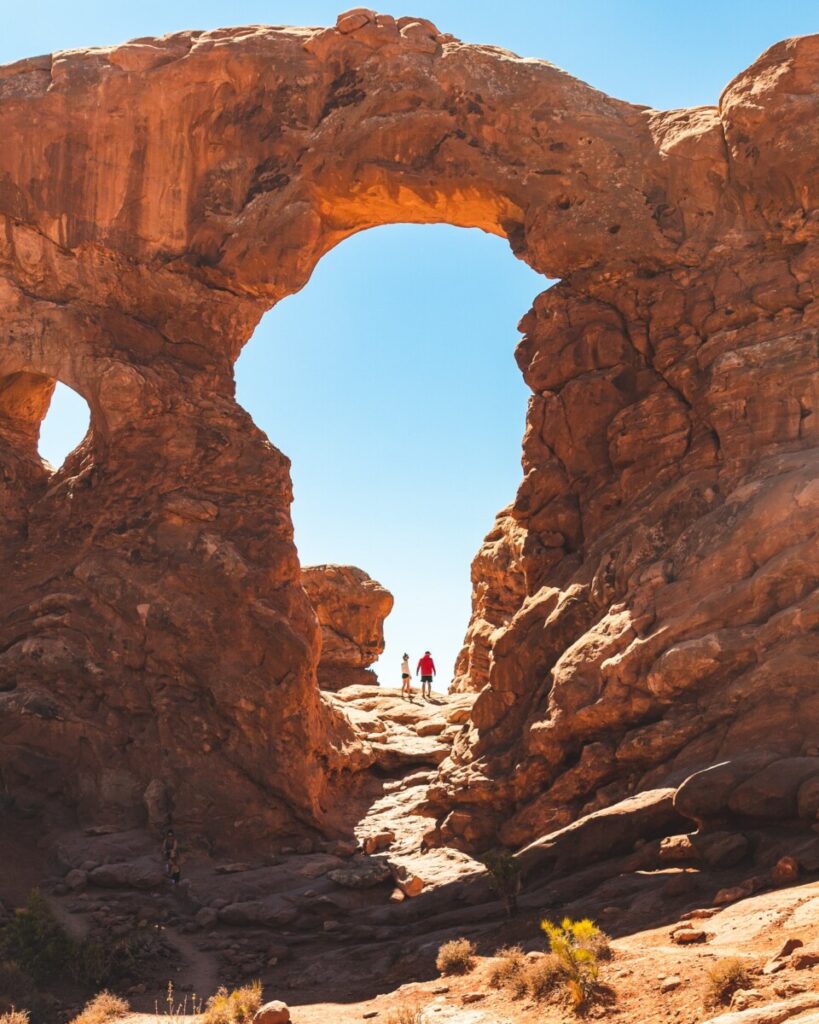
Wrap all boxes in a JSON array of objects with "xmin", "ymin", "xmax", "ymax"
[
  {"xmin": 450, "ymin": 509, "xmax": 526, "ymax": 693},
  {"xmin": 0, "ymin": 10, "xmax": 816, "ymax": 851},
  {"xmin": 301, "ymin": 565, "xmax": 393, "ymax": 690}
]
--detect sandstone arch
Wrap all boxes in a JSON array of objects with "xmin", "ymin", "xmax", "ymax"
[{"xmin": 0, "ymin": 13, "xmax": 816, "ymax": 851}]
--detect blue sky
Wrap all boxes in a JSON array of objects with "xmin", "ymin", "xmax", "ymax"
[{"xmin": 14, "ymin": 2, "xmax": 818, "ymax": 688}]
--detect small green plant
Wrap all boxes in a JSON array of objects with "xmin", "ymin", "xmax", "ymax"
[
  {"xmin": 541, "ymin": 917, "xmax": 605, "ymax": 1010},
  {"xmin": 488, "ymin": 945, "xmax": 527, "ymax": 989},
  {"xmin": 482, "ymin": 850, "xmax": 522, "ymax": 918},
  {"xmin": 435, "ymin": 938, "xmax": 476, "ymax": 976},
  {"xmin": 69, "ymin": 992, "xmax": 130, "ymax": 1024},
  {"xmin": 202, "ymin": 981, "xmax": 262, "ymax": 1024},
  {"xmin": 704, "ymin": 958, "xmax": 751, "ymax": 1008}
]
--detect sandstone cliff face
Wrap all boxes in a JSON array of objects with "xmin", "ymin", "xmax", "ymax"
[
  {"xmin": 301, "ymin": 565, "xmax": 393, "ymax": 690},
  {"xmin": 0, "ymin": 10, "xmax": 816, "ymax": 851},
  {"xmin": 450, "ymin": 509, "xmax": 526, "ymax": 693}
]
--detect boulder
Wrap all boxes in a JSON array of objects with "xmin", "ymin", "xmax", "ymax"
[
  {"xmin": 254, "ymin": 1001, "xmax": 290, "ymax": 1024},
  {"xmin": 88, "ymin": 858, "xmax": 165, "ymax": 891},
  {"xmin": 195, "ymin": 907, "xmax": 218, "ymax": 928},
  {"xmin": 301, "ymin": 565, "xmax": 393, "ymax": 691},
  {"xmin": 671, "ymin": 926, "xmax": 708, "ymax": 944},
  {"xmin": 363, "ymin": 831, "xmax": 395, "ymax": 855},
  {"xmin": 517, "ymin": 789, "xmax": 685, "ymax": 878},
  {"xmin": 790, "ymin": 948, "xmax": 819, "ymax": 970},
  {"xmin": 693, "ymin": 832, "xmax": 750, "ymax": 868},
  {"xmin": 659, "ymin": 834, "xmax": 697, "ymax": 863},
  {"xmin": 327, "ymin": 860, "xmax": 392, "ymax": 889},
  {"xmin": 771, "ymin": 856, "xmax": 799, "ymax": 885},
  {"xmin": 219, "ymin": 900, "xmax": 298, "ymax": 927},
  {"xmin": 713, "ymin": 878, "xmax": 762, "ymax": 906},
  {"xmin": 701, "ymin": 993, "xmax": 819, "ymax": 1024},
  {"xmin": 65, "ymin": 869, "xmax": 87, "ymax": 891}
]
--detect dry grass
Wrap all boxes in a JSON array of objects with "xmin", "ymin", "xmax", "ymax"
[
  {"xmin": 383, "ymin": 1006, "xmax": 423, "ymax": 1024},
  {"xmin": 436, "ymin": 937, "xmax": 476, "ymax": 976},
  {"xmin": 490, "ymin": 948, "xmax": 564, "ymax": 1002},
  {"xmin": 488, "ymin": 946, "xmax": 527, "ymax": 989},
  {"xmin": 584, "ymin": 928, "xmax": 612, "ymax": 961},
  {"xmin": 524, "ymin": 954, "xmax": 564, "ymax": 1000},
  {"xmin": 0, "ymin": 1010, "xmax": 30, "ymax": 1024},
  {"xmin": 201, "ymin": 981, "xmax": 263, "ymax": 1024},
  {"xmin": 69, "ymin": 991, "xmax": 129, "ymax": 1024},
  {"xmin": 705, "ymin": 958, "xmax": 751, "ymax": 1008}
]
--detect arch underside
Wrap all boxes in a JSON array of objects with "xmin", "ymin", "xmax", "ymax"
[{"xmin": 0, "ymin": 15, "xmax": 816, "ymax": 850}]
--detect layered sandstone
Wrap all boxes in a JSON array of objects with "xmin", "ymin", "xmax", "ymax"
[
  {"xmin": 0, "ymin": 10, "xmax": 816, "ymax": 853},
  {"xmin": 301, "ymin": 565, "xmax": 393, "ymax": 690}
]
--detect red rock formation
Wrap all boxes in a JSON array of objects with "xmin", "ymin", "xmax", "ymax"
[
  {"xmin": 0, "ymin": 10, "xmax": 816, "ymax": 852},
  {"xmin": 301, "ymin": 565, "xmax": 393, "ymax": 690},
  {"xmin": 450, "ymin": 509, "xmax": 526, "ymax": 693}
]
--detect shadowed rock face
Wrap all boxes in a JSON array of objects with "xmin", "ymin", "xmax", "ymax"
[
  {"xmin": 301, "ymin": 565, "xmax": 393, "ymax": 691},
  {"xmin": 0, "ymin": 10, "xmax": 816, "ymax": 851}
]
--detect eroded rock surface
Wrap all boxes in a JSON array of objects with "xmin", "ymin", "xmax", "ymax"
[
  {"xmin": 301, "ymin": 565, "xmax": 393, "ymax": 690},
  {"xmin": 0, "ymin": 10, "xmax": 816, "ymax": 853}
]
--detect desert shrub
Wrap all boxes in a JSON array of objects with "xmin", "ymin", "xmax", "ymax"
[
  {"xmin": 488, "ymin": 945, "xmax": 527, "ymax": 989},
  {"xmin": 0, "ymin": 961, "xmax": 35, "ymax": 1008},
  {"xmin": 482, "ymin": 850, "xmax": 522, "ymax": 918},
  {"xmin": 523, "ymin": 954, "xmax": 564, "ymax": 1000},
  {"xmin": 705, "ymin": 958, "xmax": 751, "ymax": 1008},
  {"xmin": 72, "ymin": 942, "xmax": 121, "ymax": 989},
  {"xmin": 0, "ymin": 891, "xmax": 156, "ymax": 991},
  {"xmin": 0, "ymin": 892, "xmax": 73, "ymax": 985},
  {"xmin": 541, "ymin": 917, "xmax": 605, "ymax": 1009},
  {"xmin": 383, "ymin": 1007, "xmax": 423, "ymax": 1024},
  {"xmin": 0, "ymin": 959, "xmax": 56, "ymax": 1022},
  {"xmin": 69, "ymin": 992, "xmax": 130, "ymax": 1024},
  {"xmin": 0, "ymin": 1010, "xmax": 30, "ymax": 1024},
  {"xmin": 436, "ymin": 938, "xmax": 476, "ymax": 976},
  {"xmin": 202, "ymin": 981, "xmax": 262, "ymax": 1024}
]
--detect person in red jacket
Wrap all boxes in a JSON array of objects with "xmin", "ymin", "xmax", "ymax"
[{"xmin": 416, "ymin": 650, "xmax": 436, "ymax": 699}]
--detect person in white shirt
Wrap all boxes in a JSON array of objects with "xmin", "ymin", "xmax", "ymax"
[{"xmin": 401, "ymin": 653, "xmax": 413, "ymax": 699}]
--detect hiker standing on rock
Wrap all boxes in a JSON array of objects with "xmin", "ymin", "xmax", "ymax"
[
  {"xmin": 416, "ymin": 650, "xmax": 436, "ymax": 699},
  {"xmin": 162, "ymin": 828, "xmax": 180, "ymax": 885},
  {"xmin": 401, "ymin": 652, "xmax": 413, "ymax": 700}
]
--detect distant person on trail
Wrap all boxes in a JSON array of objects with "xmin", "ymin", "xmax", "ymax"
[
  {"xmin": 416, "ymin": 650, "xmax": 436, "ymax": 699},
  {"xmin": 401, "ymin": 653, "xmax": 413, "ymax": 700},
  {"xmin": 162, "ymin": 828, "xmax": 180, "ymax": 885}
]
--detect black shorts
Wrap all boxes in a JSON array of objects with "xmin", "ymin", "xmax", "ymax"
[
  {"xmin": 421, "ymin": 675, "xmax": 433, "ymax": 683},
  {"xmin": 402, "ymin": 673, "xmax": 410, "ymax": 680}
]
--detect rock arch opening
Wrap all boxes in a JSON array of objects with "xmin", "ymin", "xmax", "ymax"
[
  {"xmin": 37, "ymin": 381, "xmax": 91, "ymax": 471},
  {"xmin": 0, "ymin": 370, "xmax": 92, "ymax": 539},
  {"xmin": 236, "ymin": 222, "xmax": 544, "ymax": 692}
]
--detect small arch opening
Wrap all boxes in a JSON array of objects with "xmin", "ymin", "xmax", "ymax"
[{"xmin": 37, "ymin": 381, "xmax": 91, "ymax": 471}]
